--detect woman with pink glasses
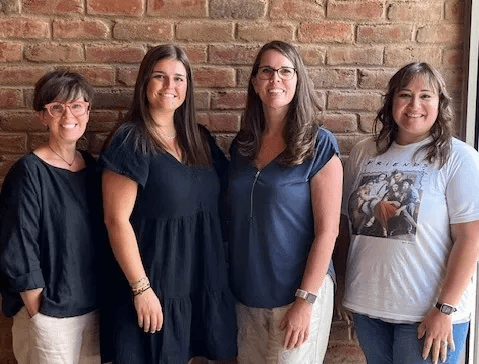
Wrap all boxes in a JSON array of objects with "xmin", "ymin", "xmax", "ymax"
[{"xmin": 0, "ymin": 69, "xmax": 107, "ymax": 364}]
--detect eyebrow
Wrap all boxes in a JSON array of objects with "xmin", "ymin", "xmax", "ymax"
[
  {"xmin": 151, "ymin": 70, "xmax": 186, "ymax": 77},
  {"xmin": 399, "ymin": 87, "xmax": 434, "ymax": 92}
]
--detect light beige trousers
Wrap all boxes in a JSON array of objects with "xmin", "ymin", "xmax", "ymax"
[
  {"xmin": 12, "ymin": 307, "xmax": 101, "ymax": 364},
  {"xmin": 236, "ymin": 275, "xmax": 334, "ymax": 364}
]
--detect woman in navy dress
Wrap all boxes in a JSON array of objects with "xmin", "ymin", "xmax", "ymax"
[{"xmin": 100, "ymin": 44, "xmax": 237, "ymax": 363}]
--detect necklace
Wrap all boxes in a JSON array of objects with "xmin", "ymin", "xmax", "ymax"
[
  {"xmin": 48, "ymin": 144, "xmax": 76, "ymax": 167},
  {"xmin": 158, "ymin": 129, "xmax": 176, "ymax": 140}
]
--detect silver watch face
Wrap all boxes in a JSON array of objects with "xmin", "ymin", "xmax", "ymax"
[{"xmin": 440, "ymin": 305, "xmax": 454, "ymax": 315}]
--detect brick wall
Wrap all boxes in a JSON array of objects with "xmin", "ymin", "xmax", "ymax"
[{"xmin": 0, "ymin": 0, "xmax": 466, "ymax": 362}]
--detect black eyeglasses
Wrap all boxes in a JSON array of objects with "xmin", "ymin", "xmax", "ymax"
[{"xmin": 257, "ymin": 66, "xmax": 296, "ymax": 80}]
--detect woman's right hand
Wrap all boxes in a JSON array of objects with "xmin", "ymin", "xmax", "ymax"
[{"xmin": 134, "ymin": 288, "xmax": 164, "ymax": 333}]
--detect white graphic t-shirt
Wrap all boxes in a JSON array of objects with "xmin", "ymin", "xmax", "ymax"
[{"xmin": 342, "ymin": 137, "xmax": 479, "ymax": 323}]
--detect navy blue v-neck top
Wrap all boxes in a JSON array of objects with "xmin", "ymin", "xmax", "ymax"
[
  {"xmin": 228, "ymin": 127, "xmax": 339, "ymax": 308},
  {"xmin": 0, "ymin": 151, "xmax": 106, "ymax": 317}
]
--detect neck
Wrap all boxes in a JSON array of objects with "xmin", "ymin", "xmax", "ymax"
[
  {"xmin": 48, "ymin": 140, "xmax": 77, "ymax": 166},
  {"xmin": 263, "ymin": 111, "xmax": 287, "ymax": 137}
]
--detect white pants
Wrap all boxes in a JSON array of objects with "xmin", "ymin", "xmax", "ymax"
[
  {"xmin": 12, "ymin": 307, "xmax": 101, "ymax": 364},
  {"xmin": 236, "ymin": 275, "xmax": 334, "ymax": 364}
]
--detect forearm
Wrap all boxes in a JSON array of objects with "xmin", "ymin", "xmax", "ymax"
[
  {"xmin": 299, "ymin": 230, "xmax": 337, "ymax": 294},
  {"xmin": 105, "ymin": 219, "xmax": 147, "ymax": 285},
  {"xmin": 20, "ymin": 288, "xmax": 43, "ymax": 316},
  {"xmin": 437, "ymin": 235, "xmax": 479, "ymax": 306}
]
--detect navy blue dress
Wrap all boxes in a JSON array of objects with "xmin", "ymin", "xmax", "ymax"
[{"xmin": 100, "ymin": 123, "xmax": 237, "ymax": 364}]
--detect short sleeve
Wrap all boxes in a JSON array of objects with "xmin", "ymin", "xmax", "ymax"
[
  {"xmin": 307, "ymin": 127, "xmax": 340, "ymax": 179},
  {"xmin": 99, "ymin": 124, "xmax": 150, "ymax": 188},
  {"xmin": 0, "ymin": 158, "xmax": 45, "ymax": 292},
  {"xmin": 445, "ymin": 140, "xmax": 479, "ymax": 224}
]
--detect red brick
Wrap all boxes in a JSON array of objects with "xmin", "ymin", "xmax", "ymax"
[
  {"xmin": 1, "ymin": 0, "xmax": 20, "ymax": 14},
  {"xmin": 0, "ymin": 42, "xmax": 22, "ymax": 62},
  {"xmin": 176, "ymin": 22, "xmax": 234, "ymax": 42},
  {"xmin": 0, "ymin": 133, "xmax": 27, "ymax": 153},
  {"xmin": 0, "ymin": 18, "xmax": 49, "ymax": 39},
  {"xmin": 237, "ymin": 23, "xmax": 294, "ymax": 42},
  {"xmin": 27, "ymin": 132, "xmax": 48, "ymax": 150},
  {"xmin": 53, "ymin": 19, "xmax": 109, "ymax": 40},
  {"xmin": 87, "ymin": 110, "xmax": 120, "ymax": 132},
  {"xmin": 387, "ymin": 3, "xmax": 442, "ymax": 22},
  {"xmin": 315, "ymin": 90, "xmax": 326, "ymax": 110},
  {"xmin": 25, "ymin": 43, "xmax": 84, "ymax": 63},
  {"xmin": 71, "ymin": 66, "xmax": 116, "ymax": 87},
  {"xmin": 117, "ymin": 67, "xmax": 138, "ymax": 87},
  {"xmin": 0, "ymin": 89, "xmax": 23, "ymax": 108},
  {"xmin": 0, "ymin": 66, "xmax": 50, "ymax": 86},
  {"xmin": 183, "ymin": 45, "xmax": 208, "ymax": 64},
  {"xmin": 87, "ymin": 132, "xmax": 109, "ymax": 154},
  {"xmin": 357, "ymin": 24, "xmax": 412, "ymax": 43},
  {"xmin": 358, "ymin": 69, "xmax": 395, "ymax": 90},
  {"xmin": 309, "ymin": 68, "xmax": 356, "ymax": 89},
  {"xmin": 384, "ymin": 46, "xmax": 442, "ymax": 67},
  {"xmin": 94, "ymin": 88, "xmax": 134, "ymax": 109},
  {"xmin": 327, "ymin": 46, "xmax": 383, "ymax": 66},
  {"xmin": 328, "ymin": 91, "xmax": 382, "ymax": 111},
  {"xmin": 441, "ymin": 69, "xmax": 463, "ymax": 91},
  {"xmin": 416, "ymin": 24, "xmax": 463, "ymax": 44},
  {"xmin": 147, "ymin": 0, "xmax": 207, "ymax": 17},
  {"xmin": 445, "ymin": 0, "xmax": 465, "ymax": 22},
  {"xmin": 358, "ymin": 113, "xmax": 376, "ymax": 133},
  {"xmin": 86, "ymin": 45, "xmax": 145, "ymax": 63},
  {"xmin": 23, "ymin": 0, "xmax": 83, "ymax": 14},
  {"xmin": 209, "ymin": 44, "xmax": 260, "ymax": 65},
  {"xmin": 335, "ymin": 134, "xmax": 369, "ymax": 156},
  {"xmin": 211, "ymin": 90, "xmax": 247, "ymax": 109},
  {"xmin": 197, "ymin": 111, "xmax": 241, "ymax": 132},
  {"xmin": 323, "ymin": 113, "xmax": 357, "ymax": 133},
  {"xmin": 298, "ymin": 45, "xmax": 326, "ymax": 66},
  {"xmin": 87, "ymin": 0, "xmax": 143, "ymax": 16},
  {"xmin": 214, "ymin": 133, "xmax": 235, "ymax": 155},
  {"xmin": 193, "ymin": 67, "xmax": 235, "ymax": 88},
  {"xmin": 194, "ymin": 90, "xmax": 210, "ymax": 110},
  {"xmin": 237, "ymin": 67, "xmax": 252, "ymax": 87},
  {"xmin": 0, "ymin": 111, "xmax": 45, "ymax": 131},
  {"xmin": 328, "ymin": 1, "xmax": 383, "ymax": 20},
  {"xmin": 210, "ymin": 0, "xmax": 265, "ymax": 19},
  {"xmin": 113, "ymin": 21, "xmax": 172, "ymax": 41},
  {"xmin": 270, "ymin": 0, "xmax": 325, "ymax": 20},
  {"xmin": 298, "ymin": 22, "xmax": 353, "ymax": 43},
  {"xmin": 443, "ymin": 48, "xmax": 463, "ymax": 67}
]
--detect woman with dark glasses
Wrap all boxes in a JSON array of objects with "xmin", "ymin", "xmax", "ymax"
[{"xmin": 0, "ymin": 69, "xmax": 107, "ymax": 364}]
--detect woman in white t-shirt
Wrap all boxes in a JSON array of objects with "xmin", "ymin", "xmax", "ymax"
[{"xmin": 340, "ymin": 62, "xmax": 479, "ymax": 364}]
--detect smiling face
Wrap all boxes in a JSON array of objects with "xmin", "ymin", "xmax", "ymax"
[
  {"xmin": 146, "ymin": 58, "xmax": 187, "ymax": 119},
  {"xmin": 252, "ymin": 49, "xmax": 297, "ymax": 116},
  {"xmin": 40, "ymin": 96, "xmax": 89, "ymax": 144},
  {"xmin": 392, "ymin": 75, "xmax": 439, "ymax": 145}
]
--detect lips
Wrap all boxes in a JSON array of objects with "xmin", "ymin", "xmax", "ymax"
[
  {"xmin": 60, "ymin": 124, "xmax": 77, "ymax": 129},
  {"xmin": 268, "ymin": 88, "xmax": 284, "ymax": 94},
  {"xmin": 158, "ymin": 93, "xmax": 176, "ymax": 98}
]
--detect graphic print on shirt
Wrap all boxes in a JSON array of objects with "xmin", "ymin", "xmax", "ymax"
[{"xmin": 348, "ymin": 170, "xmax": 423, "ymax": 241}]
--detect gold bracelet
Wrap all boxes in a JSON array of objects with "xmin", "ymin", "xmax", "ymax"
[{"xmin": 130, "ymin": 277, "xmax": 149, "ymax": 291}]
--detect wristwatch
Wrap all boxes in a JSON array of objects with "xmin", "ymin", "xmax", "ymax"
[
  {"xmin": 295, "ymin": 289, "xmax": 317, "ymax": 304},
  {"xmin": 435, "ymin": 302, "xmax": 457, "ymax": 315}
]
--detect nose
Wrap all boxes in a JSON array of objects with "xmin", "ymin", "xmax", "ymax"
[
  {"xmin": 409, "ymin": 95, "xmax": 421, "ymax": 108},
  {"xmin": 164, "ymin": 76, "xmax": 172, "ymax": 88},
  {"xmin": 269, "ymin": 70, "xmax": 281, "ymax": 82},
  {"xmin": 62, "ymin": 105, "xmax": 75, "ymax": 118}
]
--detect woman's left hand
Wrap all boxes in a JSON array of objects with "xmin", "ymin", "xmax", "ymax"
[
  {"xmin": 417, "ymin": 307, "xmax": 455, "ymax": 364},
  {"xmin": 279, "ymin": 299, "xmax": 312, "ymax": 349}
]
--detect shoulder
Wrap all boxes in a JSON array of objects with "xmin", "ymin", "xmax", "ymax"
[
  {"xmin": 315, "ymin": 127, "xmax": 339, "ymax": 152},
  {"xmin": 446, "ymin": 137, "xmax": 479, "ymax": 168},
  {"xmin": 349, "ymin": 136, "xmax": 376, "ymax": 159}
]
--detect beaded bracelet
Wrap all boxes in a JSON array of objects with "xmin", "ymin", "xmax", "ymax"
[
  {"xmin": 133, "ymin": 284, "xmax": 151, "ymax": 297},
  {"xmin": 130, "ymin": 277, "xmax": 149, "ymax": 291}
]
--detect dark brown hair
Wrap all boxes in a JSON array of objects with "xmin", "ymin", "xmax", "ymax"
[
  {"xmin": 373, "ymin": 62, "xmax": 452, "ymax": 168},
  {"xmin": 235, "ymin": 40, "xmax": 322, "ymax": 166},
  {"xmin": 121, "ymin": 44, "xmax": 211, "ymax": 167},
  {"xmin": 33, "ymin": 69, "xmax": 94, "ymax": 111}
]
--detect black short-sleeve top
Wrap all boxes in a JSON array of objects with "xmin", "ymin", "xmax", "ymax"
[{"xmin": 0, "ymin": 151, "xmax": 106, "ymax": 318}]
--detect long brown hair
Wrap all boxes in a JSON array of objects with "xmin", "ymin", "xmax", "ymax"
[
  {"xmin": 373, "ymin": 62, "xmax": 452, "ymax": 168},
  {"xmin": 120, "ymin": 44, "xmax": 211, "ymax": 167},
  {"xmin": 235, "ymin": 41, "xmax": 322, "ymax": 166}
]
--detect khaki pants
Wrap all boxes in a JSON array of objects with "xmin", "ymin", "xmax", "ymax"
[
  {"xmin": 236, "ymin": 275, "xmax": 334, "ymax": 364},
  {"xmin": 12, "ymin": 307, "xmax": 101, "ymax": 364}
]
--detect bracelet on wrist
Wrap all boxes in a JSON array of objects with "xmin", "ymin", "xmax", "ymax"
[
  {"xmin": 130, "ymin": 277, "xmax": 149, "ymax": 291},
  {"xmin": 133, "ymin": 284, "xmax": 151, "ymax": 297}
]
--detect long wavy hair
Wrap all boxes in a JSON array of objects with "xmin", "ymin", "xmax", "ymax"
[
  {"xmin": 120, "ymin": 44, "xmax": 211, "ymax": 167},
  {"xmin": 235, "ymin": 40, "xmax": 322, "ymax": 166},
  {"xmin": 373, "ymin": 62, "xmax": 452, "ymax": 168}
]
